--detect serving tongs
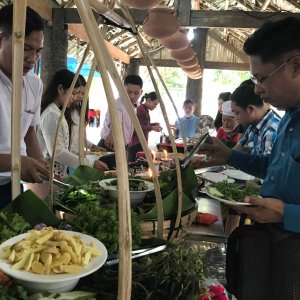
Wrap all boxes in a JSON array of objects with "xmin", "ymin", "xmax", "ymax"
[
  {"xmin": 40, "ymin": 174, "xmax": 71, "ymax": 190},
  {"xmin": 181, "ymin": 132, "xmax": 211, "ymax": 169},
  {"xmin": 105, "ymin": 245, "xmax": 167, "ymax": 266}
]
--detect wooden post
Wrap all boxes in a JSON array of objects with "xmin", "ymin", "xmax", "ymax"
[
  {"xmin": 41, "ymin": 8, "xmax": 68, "ymax": 90},
  {"xmin": 186, "ymin": 28, "xmax": 207, "ymax": 116},
  {"xmin": 125, "ymin": 58, "xmax": 139, "ymax": 76},
  {"xmin": 11, "ymin": 1, "xmax": 27, "ymax": 199}
]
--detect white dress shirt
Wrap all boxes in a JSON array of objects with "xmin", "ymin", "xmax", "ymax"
[
  {"xmin": 0, "ymin": 70, "xmax": 43, "ymax": 185},
  {"xmin": 101, "ymin": 97, "xmax": 135, "ymax": 146}
]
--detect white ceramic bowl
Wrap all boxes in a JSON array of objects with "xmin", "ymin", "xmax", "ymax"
[
  {"xmin": 0, "ymin": 231, "xmax": 107, "ymax": 293},
  {"xmin": 99, "ymin": 178, "xmax": 154, "ymax": 205},
  {"xmin": 86, "ymin": 154, "xmax": 100, "ymax": 163}
]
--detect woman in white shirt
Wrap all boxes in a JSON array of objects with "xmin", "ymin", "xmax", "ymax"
[
  {"xmin": 37, "ymin": 69, "xmax": 108, "ymax": 180},
  {"xmin": 65, "ymin": 74, "xmax": 103, "ymax": 155}
]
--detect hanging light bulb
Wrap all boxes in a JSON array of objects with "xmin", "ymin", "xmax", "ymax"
[{"xmin": 187, "ymin": 28, "xmax": 195, "ymax": 41}]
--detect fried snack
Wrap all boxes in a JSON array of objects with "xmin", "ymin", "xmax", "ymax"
[{"xmin": 0, "ymin": 227, "xmax": 100, "ymax": 275}]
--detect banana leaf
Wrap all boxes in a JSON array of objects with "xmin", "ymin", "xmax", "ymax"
[
  {"xmin": 182, "ymin": 165, "xmax": 199, "ymax": 196},
  {"xmin": 10, "ymin": 190, "xmax": 59, "ymax": 226},
  {"xmin": 141, "ymin": 188, "xmax": 196, "ymax": 220},
  {"xmin": 64, "ymin": 165, "xmax": 105, "ymax": 186}
]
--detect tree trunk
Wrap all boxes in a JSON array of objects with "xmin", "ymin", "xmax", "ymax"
[
  {"xmin": 124, "ymin": 58, "xmax": 139, "ymax": 77},
  {"xmin": 41, "ymin": 9, "xmax": 68, "ymax": 90},
  {"xmin": 185, "ymin": 28, "xmax": 207, "ymax": 116}
]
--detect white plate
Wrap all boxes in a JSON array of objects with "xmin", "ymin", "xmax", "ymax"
[
  {"xmin": 203, "ymin": 188, "xmax": 251, "ymax": 206},
  {"xmin": 99, "ymin": 178, "xmax": 154, "ymax": 205},
  {"xmin": 0, "ymin": 231, "xmax": 107, "ymax": 293},
  {"xmin": 223, "ymin": 169, "xmax": 255, "ymax": 181},
  {"xmin": 201, "ymin": 172, "xmax": 235, "ymax": 183}
]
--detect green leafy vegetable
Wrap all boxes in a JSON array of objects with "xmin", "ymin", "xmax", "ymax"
[
  {"xmin": 0, "ymin": 211, "xmax": 31, "ymax": 244},
  {"xmin": 213, "ymin": 181, "xmax": 259, "ymax": 202}
]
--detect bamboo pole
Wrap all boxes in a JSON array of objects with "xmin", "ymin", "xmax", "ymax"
[
  {"xmin": 74, "ymin": 1, "xmax": 132, "ymax": 299},
  {"xmin": 146, "ymin": 56, "xmax": 188, "ymax": 154},
  {"xmin": 119, "ymin": 4, "xmax": 184, "ymax": 241},
  {"xmin": 88, "ymin": 0, "xmax": 165, "ymax": 240},
  {"xmin": 11, "ymin": 1, "xmax": 27, "ymax": 199},
  {"xmin": 79, "ymin": 58, "xmax": 96, "ymax": 164},
  {"xmin": 48, "ymin": 44, "xmax": 90, "ymax": 206}
]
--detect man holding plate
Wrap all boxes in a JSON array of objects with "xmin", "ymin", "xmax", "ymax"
[{"xmin": 193, "ymin": 17, "xmax": 300, "ymax": 299}]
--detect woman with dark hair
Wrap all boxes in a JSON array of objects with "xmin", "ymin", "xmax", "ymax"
[
  {"xmin": 128, "ymin": 92, "xmax": 161, "ymax": 162},
  {"xmin": 65, "ymin": 74, "xmax": 102, "ymax": 156},
  {"xmin": 37, "ymin": 69, "xmax": 108, "ymax": 180},
  {"xmin": 214, "ymin": 92, "xmax": 231, "ymax": 130}
]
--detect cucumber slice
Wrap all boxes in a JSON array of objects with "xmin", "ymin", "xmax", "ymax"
[{"xmin": 207, "ymin": 187, "xmax": 225, "ymax": 198}]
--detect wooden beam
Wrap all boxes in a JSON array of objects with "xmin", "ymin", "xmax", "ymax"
[
  {"xmin": 178, "ymin": 0, "xmax": 191, "ymax": 27},
  {"xmin": 208, "ymin": 30, "xmax": 248, "ymax": 62},
  {"xmin": 27, "ymin": 0, "xmax": 52, "ymax": 21},
  {"xmin": 61, "ymin": 8, "xmax": 300, "ymax": 29},
  {"xmin": 188, "ymin": 10, "xmax": 300, "ymax": 28},
  {"xmin": 68, "ymin": 24, "xmax": 130, "ymax": 64},
  {"xmin": 138, "ymin": 58, "xmax": 179, "ymax": 68},
  {"xmin": 204, "ymin": 61, "xmax": 250, "ymax": 71}
]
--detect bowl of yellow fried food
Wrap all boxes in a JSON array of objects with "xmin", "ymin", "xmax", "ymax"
[{"xmin": 0, "ymin": 227, "xmax": 107, "ymax": 293}]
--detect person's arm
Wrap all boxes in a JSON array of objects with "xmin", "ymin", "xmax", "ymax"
[
  {"xmin": 284, "ymin": 204, "xmax": 300, "ymax": 233},
  {"xmin": 137, "ymin": 108, "xmax": 153, "ymax": 133},
  {"xmin": 233, "ymin": 143, "xmax": 248, "ymax": 152},
  {"xmin": 24, "ymin": 126, "xmax": 44, "ymax": 161},
  {"xmin": 192, "ymin": 137, "xmax": 269, "ymax": 179},
  {"xmin": 0, "ymin": 154, "xmax": 49, "ymax": 183},
  {"xmin": 229, "ymin": 150, "xmax": 269, "ymax": 179}
]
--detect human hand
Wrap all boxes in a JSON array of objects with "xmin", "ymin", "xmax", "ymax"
[
  {"xmin": 191, "ymin": 137, "xmax": 232, "ymax": 169},
  {"xmin": 231, "ymin": 196, "xmax": 284, "ymax": 223},
  {"xmin": 105, "ymin": 134, "xmax": 114, "ymax": 150},
  {"xmin": 21, "ymin": 156, "xmax": 50, "ymax": 183},
  {"xmin": 37, "ymin": 158, "xmax": 50, "ymax": 170},
  {"xmin": 91, "ymin": 145, "xmax": 107, "ymax": 153},
  {"xmin": 152, "ymin": 125, "xmax": 162, "ymax": 132},
  {"xmin": 93, "ymin": 160, "xmax": 109, "ymax": 172}
]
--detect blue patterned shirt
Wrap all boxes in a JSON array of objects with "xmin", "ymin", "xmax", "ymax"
[{"xmin": 238, "ymin": 110, "xmax": 281, "ymax": 155}]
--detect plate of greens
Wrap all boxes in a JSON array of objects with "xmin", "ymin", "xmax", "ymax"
[{"xmin": 203, "ymin": 181, "xmax": 260, "ymax": 206}]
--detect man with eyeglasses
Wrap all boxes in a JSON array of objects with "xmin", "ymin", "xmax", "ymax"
[{"xmin": 192, "ymin": 17, "xmax": 300, "ymax": 299}]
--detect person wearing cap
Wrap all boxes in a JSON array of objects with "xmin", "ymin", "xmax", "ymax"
[{"xmin": 216, "ymin": 101, "xmax": 239, "ymax": 148}]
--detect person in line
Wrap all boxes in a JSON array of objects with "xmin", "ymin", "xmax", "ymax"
[
  {"xmin": 0, "ymin": 4, "xmax": 49, "ymax": 209},
  {"xmin": 192, "ymin": 17, "xmax": 300, "ymax": 299},
  {"xmin": 37, "ymin": 69, "xmax": 108, "ymax": 181},
  {"xmin": 231, "ymin": 80, "xmax": 281, "ymax": 155},
  {"xmin": 66, "ymin": 74, "xmax": 104, "ymax": 155},
  {"xmin": 213, "ymin": 92, "xmax": 231, "ymax": 130},
  {"xmin": 128, "ymin": 92, "xmax": 161, "ymax": 162},
  {"xmin": 98, "ymin": 75, "xmax": 143, "ymax": 151},
  {"xmin": 174, "ymin": 99, "xmax": 198, "ymax": 138},
  {"xmin": 216, "ymin": 101, "xmax": 239, "ymax": 148}
]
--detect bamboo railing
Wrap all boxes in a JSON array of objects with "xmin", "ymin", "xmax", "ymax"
[
  {"xmin": 79, "ymin": 58, "xmax": 96, "ymax": 164},
  {"xmin": 11, "ymin": 1, "xmax": 27, "ymax": 199},
  {"xmin": 75, "ymin": 1, "xmax": 133, "ymax": 299},
  {"xmin": 87, "ymin": 0, "xmax": 165, "ymax": 241},
  {"xmin": 119, "ymin": 4, "xmax": 184, "ymax": 241}
]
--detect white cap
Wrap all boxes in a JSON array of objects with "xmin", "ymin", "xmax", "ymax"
[{"xmin": 222, "ymin": 101, "xmax": 235, "ymax": 117}]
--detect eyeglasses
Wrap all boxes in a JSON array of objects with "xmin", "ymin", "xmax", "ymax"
[{"xmin": 251, "ymin": 55, "xmax": 298, "ymax": 85}]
